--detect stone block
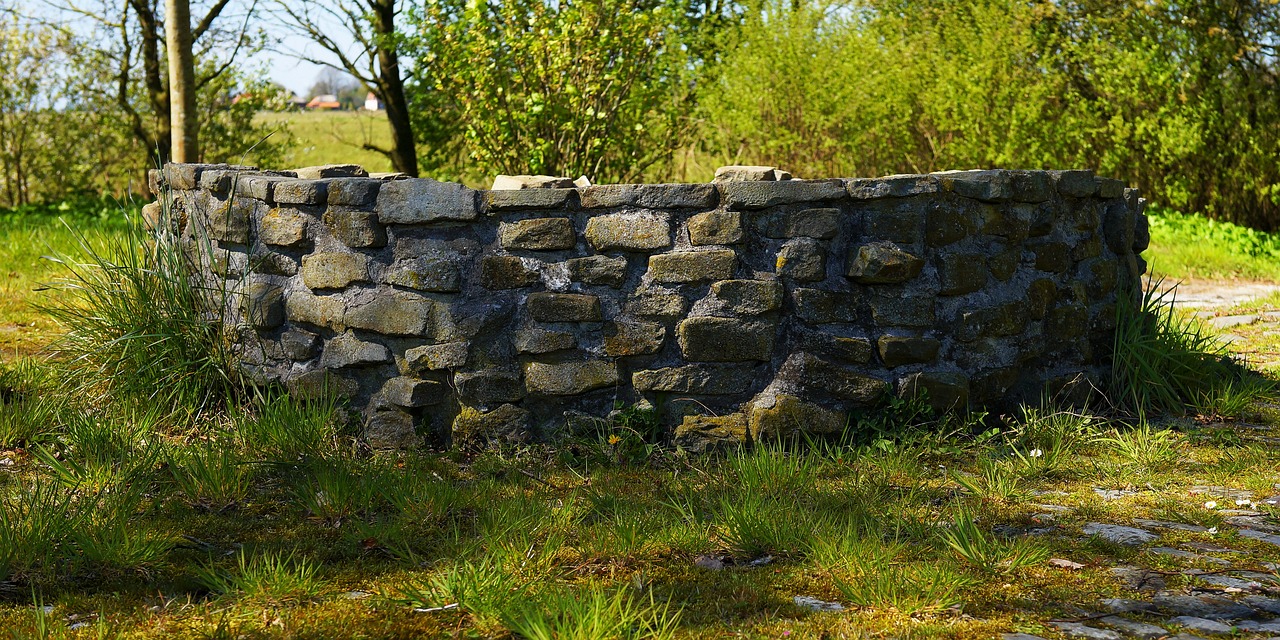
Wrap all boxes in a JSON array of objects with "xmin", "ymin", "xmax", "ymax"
[
  {"xmin": 723, "ymin": 179, "xmax": 846, "ymax": 209},
  {"xmin": 346, "ymin": 291, "xmax": 433, "ymax": 336},
  {"xmin": 765, "ymin": 208, "xmax": 841, "ymax": 239},
  {"xmin": 937, "ymin": 252, "xmax": 988, "ymax": 295},
  {"xmin": 242, "ymin": 280, "xmax": 284, "ymax": 329},
  {"xmin": 486, "ymin": 188, "xmax": 575, "ymax": 211},
  {"xmin": 1103, "ymin": 201, "xmax": 1136, "ymax": 255},
  {"xmin": 364, "ymin": 409, "xmax": 419, "ymax": 449},
  {"xmin": 280, "ymin": 329, "xmax": 320, "ymax": 360},
  {"xmin": 527, "ymin": 292, "xmax": 602, "ymax": 322},
  {"xmin": 603, "ymin": 320, "xmax": 665, "ymax": 356},
  {"xmin": 981, "ymin": 204, "xmax": 1031, "ymax": 242},
  {"xmin": 775, "ymin": 238, "xmax": 826, "ymax": 281},
  {"xmin": 235, "ymin": 175, "xmax": 287, "ymax": 202},
  {"xmin": 847, "ymin": 175, "xmax": 938, "ymax": 199},
  {"xmin": 321, "ymin": 332, "xmax": 391, "ymax": 368},
  {"xmin": 702, "ymin": 279, "xmax": 783, "ymax": 316},
  {"xmin": 481, "ymin": 255, "xmax": 540, "ymax": 289},
  {"xmin": 936, "ymin": 170, "xmax": 1012, "ymax": 202},
  {"xmin": 301, "ymin": 252, "xmax": 369, "ymax": 289},
  {"xmin": 647, "ymin": 250, "xmax": 736, "ymax": 283},
  {"xmin": 986, "ymin": 248, "xmax": 1021, "ymax": 282},
  {"xmin": 1096, "ymin": 176, "xmax": 1125, "ymax": 199},
  {"xmin": 251, "ymin": 251, "xmax": 298, "ymax": 277},
  {"xmin": 584, "ymin": 212, "xmax": 671, "ymax": 251},
  {"xmin": 1010, "ymin": 172, "xmax": 1054, "ymax": 202},
  {"xmin": 869, "ymin": 295, "xmax": 935, "ymax": 327},
  {"xmin": 688, "ymin": 210, "xmax": 743, "ymax": 245},
  {"xmin": 405, "ymin": 341, "xmax": 469, "ymax": 371},
  {"xmin": 260, "ymin": 208, "xmax": 309, "ymax": 247},
  {"xmin": 776, "ymin": 352, "xmax": 889, "ymax": 404},
  {"xmin": 287, "ymin": 369, "xmax": 358, "ymax": 400},
  {"xmin": 455, "ymin": 369, "xmax": 525, "ymax": 404},
  {"xmin": 491, "ymin": 174, "xmax": 574, "ymax": 190},
  {"xmin": 624, "ymin": 290, "xmax": 688, "ymax": 319},
  {"xmin": 273, "ymin": 179, "xmax": 327, "ymax": 205},
  {"xmin": 294, "ymin": 164, "xmax": 368, "ymax": 179},
  {"xmin": 1071, "ymin": 235, "xmax": 1102, "ymax": 261},
  {"xmin": 677, "ymin": 317, "xmax": 775, "ymax": 362},
  {"xmin": 499, "ymin": 218, "xmax": 576, "ymax": 250},
  {"xmin": 164, "ymin": 163, "xmax": 198, "ymax": 190},
  {"xmin": 957, "ymin": 301, "xmax": 1027, "ymax": 342},
  {"xmin": 1032, "ymin": 241, "xmax": 1071, "ymax": 273},
  {"xmin": 385, "ymin": 256, "xmax": 462, "ymax": 292},
  {"xmin": 674, "ymin": 414, "xmax": 749, "ymax": 453},
  {"xmin": 579, "ymin": 183, "xmax": 718, "ymax": 209},
  {"xmin": 198, "ymin": 169, "xmax": 231, "ymax": 194},
  {"xmin": 513, "ymin": 328, "xmax": 576, "ymax": 354},
  {"xmin": 714, "ymin": 165, "xmax": 777, "ymax": 182},
  {"xmin": 377, "ymin": 178, "xmax": 479, "ymax": 224},
  {"xmin": 748, "ymin": 393, "xmax": 846, "ymax": 439},
  {"xmin": 800, "ymin": 333, "xmax": 873, "ymax": 364},
  {"xmin": 846, "ymin": 242, "xmax": 924, "ymax": 283},
  {"xmin": 326, "ymin": 178, "xmax": 381, "ymax": 206},
  {"xmin": 285, "ymin": 291, "xmax": 345, "ymax": 329},
  {"xmin": 1046, "ymin": 303, "xmax": 1089, "ymax": 340},
  {"xmin": 524, "ymin": 360, "xmax": 618, "ymax": 396},
  {"xmin": 324, "ymin": 207, "xmax": 386, "ymax": 248},
  {"xmin": 864, "ymin": 204, "xmax": 924, "ymax": 244},
  {"xmin": 926, "ymin": 207, "xmax": 975, "ymax": 247},
  {"xmin": 898, "ymin": 372, "xmax": 970, "ymax": 413},
  {"xmin": 1133, "ymin": 211, "xmax": 1150, "ymax": 252},
  {"xmin": 381, "ymin": 376, "xmax": 445, "ymax": 407},
  {"xmin": 565, "ymin": 255, "xmax": 627, "ymax": 287},
  {"xmin": 1085, "ymin": 258, "xmax": 1119, "ymax": 299},
  {"xmin": 632, "ymin": 364, "xmax": 756, "ymax": 394},
  {"xmin": 1028, "ymin": 278, "xmax": 1057, "ymax": 319},
  {"xmin": 1050, "ymin": 170, "xmax": 1097, "ymax": 197},
  {"xmin": 877, "ymin": 334, "xmax": 941, "ymax": 367},
  {"xmin": 453, "ymin": 404, "xmax": 531, "ymax": 443},
  {"xmin": 792, "ymin": 288, "xmax": 858, "ymax": 324},
  {"xmin": 206, "ymin": 198, "xmax": 253, "ymax": 244}
]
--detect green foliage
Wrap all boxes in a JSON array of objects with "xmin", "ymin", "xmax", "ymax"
[
  {"xmin": 194, "ymin": 549, "xmax": 323, "ymax": 602},
  {"xmin": 234, "ymin": 391, "xmax": 344, "ymax": 462},
  {"xmin": 1093, "ymin": 423, "xmax": 1185, "ymax": 470},
  {"xmin": 502, "ymin": 587, "xmax": 680, "ymax": 640},
  {"xmin": 1147, "ymin": 206, "xmax": 1280, "ymax": 280},
  {"xmin": 0, "ymin": 480, "xmax": 79, "ymax": 583},
  {"xmin": 72, "ymin": 488, "xmax": 173, "ymax": 571},
  {"xmin": 939, "ymin": 509, "xmax": 1050, "ymax": 574},
  {"xmin": 168, "ymin": 443, "xmax": 255, "ymax": 511}
]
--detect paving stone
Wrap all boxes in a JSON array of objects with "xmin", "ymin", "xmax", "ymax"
[
  {"xmin": 1190, "ymin": 486, "xmax": 1254, "ymax": 500},
  {"xmin": 1148, "ymin": 547, "xmax": 1231, "ymax": 566},
  {"xmin": 1152, "ymin": 594, "xmax": 1255, "ymax": 620},
  {"xmin": 1163, "ymin": 635, "xmax": 1211, "ymax": 640},
  {"xmin": 1083, "ymin": 523, "xmax": 1158, "ymax": 545},
  {"xmin": 1227, "ymin": 515, "xmax": 1280, "ymax": 534},
  {"xmin": 1169, "ymin": 616, "xmax": 1233, "ymax": 635},
  {"xmin": 1208, "ymin": 314, "xmax": 1258, "ymax": 330},
  {"xmin": 1099, "ymin": 598, "xmax": 1155, "ymax": 613},
  {"xmin": 1183, "ymin": 542, "xmax": 1242, "ymax": 554},
  {"xmin": 1048, "ymin": 621, "xmax": 1121, "ymax": 639},
  {"xmin": 1239, "ymin": 529, "xmax": 1280, "ymax": 547},
  {"xmin": 1235, "ymin": 620, "xmax": 1280, "ymax": 633},
  {"xmin": 1241, "ymin": 595, "xmax": 1280, "ymax": 614},
  {"xmin": 1133, "ymin": 519, "xmax": 1209, "ymax": 533},
  {"xmin": 1098, "ymin": 616, "xmax": 1167, "ymax": 640},
  {"xmin": 1093, "ymin": 488, "xmax": 1138, "ymax": 500},
  {"xmin": 1110, "ymin": 566, "xmax": 1166, "ymax": 591},
  {"xmin": 1191, "ymin": 574, "xmax": 1263, "ymax": 590}
]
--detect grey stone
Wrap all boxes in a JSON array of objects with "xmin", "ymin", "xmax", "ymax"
[
  {"xmin": 1235, "ymin": 620, "xmax": 1280, "ymax": 633},
  {"xmin": 863, "ymin": 203, "xmax": 925, "ymax": 243},
  {"xmin": 846, "ymin": 242, "xmax": 924, "ymax": 283},
  {"xmin": 250, "ymin": 249, "xmax": 300, "ymax": 277},
  {"xmin": 1083, "ymin": 523, "xmax": 1158, "ymax": 545},
  {"xmin": 377, "ymin": 178, "xmax": 479, "ymax": 224},
  {"xmin": 678, "ymin": 317, "xmax": 776, "ymax": 362},
  {"xmin": 326, "ymin": 178, "xmax": 381, "ymax": 206},
  {"xmin": 579, "ymin": 183, "xmax": 718, "ymax": 209},
  {"xmin": 1047, "ymin": 622, "xmax": 1121, "ymax": 640},
  {"xmin": 765, "ymin": 208, "xmax": 841, "ymax": 239},
  {"xmin": 235, "ymin": 174, "xmax": 288, "ymax": 202},
  {"xmin": 272, "ymin": 179, "xmax": 327, "ymax": 205},
  {"xmin": 1169, "ymin": 617, "xmax": 1232, "ymax": 635},
  {"xmin": 565, "ymin": 255, "xmax": 627, "ymax": 287},
  {"xmin": 1109, "ymin": 566, "xmax": 1166, "ymax": 591},
  {"xmin": 453, "ymin": 404, "xmax": 531, "ymax": 444},
  {"xmin": 935, "ymin": 170, "xmax": 1014, "ymax": 202},
  {"xmin": 603, "ymin": 320, "xmax": 665, "ymax": 356},
  {"xmin": 480, "ymin": 256, "xmax": 540, "ymax": 289},
  {"xmin": 1031, "ymin": 241, "xmax": 1071, "ymax": 273},
  {"xmin": 877, "ymin": 335, "xmax": 940, "ymax": 367},
  {"xmin": 847, "ymin": 175, "xmax": 938, "ymax": 199},
  {"xmin": 485, "ymin": 188, "xmax": 574, "ymax": 211},
  {"xmin": 897, "ymin": 371, "xmax": 969, "ymax": 413},
  {"xmin": 1097, "ymin": 177, "xmax": 1126, "ymax": 198},
  {"xmin": 455, "ymin": 370, "xmax": 525, "ymax": 404},
  {"xmin": 926, "ymin": 206, "xmax": 976, "ymax": 247},
  {"xmin": 260, "ymin": 207, "xmax": 309, "ymax": 246},
  {"xmin": 205, "ymin": 197, "xmax": 254, "ymax": 243},
  {"xmin": 987, "ymin": 248, "xmax": 1021, "ymax": 281},
  {"xmin": 1242, "ymin": 595, "xmax": 1280, "ymax": 615},
  {"xmin": 1134, "ymin": 213, "xmax": 1150, "ymax": 252},
  {"xmin": 1147, "ymin": 547, "xmax": 1230, "ymax": 565},
  {"xmin": 381, "ymin": 376, "xmax": 444, "ymax": 407},
  {"xmin": 405, "ymin": 342, "xmax": 469, "ymax": 371},
  {"xmin": 937, "ymin": 253, "xmax": 988, "ymax": 295},
  {"xmin": 1011, "ymin": 171, "xmax": 1054, "ymax": 202},
  {"xmin": 703, "ymin": 279, "xmax": 783, "ymax": 316},
  {"xmin": 957, "ymin": 302, "xmax": 1027, "ymax": 342},
  {"xmin": 748, "ymin": 393, "xmax": 846, "ymax": 439},
  {"xmin": 1051, "ymin": 170, "xmax": 1098, "ymax": 197},
  {"xmin": 723, "ymin": 179, "xmax": 846, "ymax": 209},
  {"xmin": 491, "ymin": 174, "xmax": 573, "ymax": 190},
  {"xmin": 280, "ymin": 329, "xmax": 319, "ymax": 360},
  {"xmin": 197, "ymin": 168, "xmax": 231, "ymax": 194},
  {"xmin": 1152, "ymin": 594, "xmax": 1255, "ymax": 620},
  {"xmin": 777, "ymin": 353, "xmax": 889, "ymax": 405},
  {"xmin": 1104, "ymin": 201, "xmax": 1136, "ymax": 255},
  {"xmin": 164, "ymin": 163, "xmax": 199, "ymax": 189},
  {"xmin": 714, "ymin": 165, "xmax": 777, "ymax": 182},
  {"xmin": 625, "ymin": 290, "xmax": 688, "ymax": 319},
  {"xmin": 301, "ymin": 252, "xmax": 369, "ymax": 289},
  {"xmin": 321, "ymin": 333, "xmax": 391, "ymax": 368},
  {"xmin": 869, "ymin": 295, "xmax": 935, "ymax": 327},
  {"xmin": 800, "ymin": 333, "xmax": 874, "ymax": 364},
  {"xmin": 648, "ymin": 250, "xmax": 737, "ymax": 283},
  {"xmin": 285, "ymin": 291, "xmax": 345, "ymax": 329},
  {"xmin": 632, "ymin": 364, "xmax": 757, "ymax": 395},
  {"xmin": 674, "ymin": 414, "xmax": 749, "ymax": 453},
  {"xmin": 527, "ymin": 292, "xmax": 602, "ymax": 322},
  {"xmin": 346, "ymin": 291, "xmax": 433, "ymax": 336},
  {"xmin": 385, "ymin": 256, "xmax": 463, "ymax": 293},
  {"xmin": 776, "ymin": 238, "xmax": 827, "ymax": 281},
  {"xmin": 1238, "ymin": 528, "xmax": 1280, "ymax": 547},
  {"xmin": 1097, "ymin": 617, "xmax": 1165, "ymax": 640},
  {"xmin": 287, "ymin": 369, "xmax": 358, "ymax": 400},
  {"xmin": 294, "ymin": 164, "xmax": 368, "ymax": 180},
  {"xmin": 792, "ymin": 288, "xmax": 858, "ymax": 324},
  {"xmin": 585, "ymin": 212, "xmax": 671, "ymax": 251},
  {"xmin": 1099, "ymin": 598, "xmax": 1155, "ymax": 613},
  {"xmin": 242, "ymin": 280, "xmax": 284, "ymax": 329},
  {"xmin": 513, "ymin": 328, "xmax": 576, "ymax": 355},
  {"xmin": 688, "ymin": 210, "xmax": 743, "ymax": 245},
  {"xmin": 324, "ymin": 207, "xmax": 386, "ymax": 248},
  {"xmin": 524, "ymin": 361, "xmax": 618, "ymax": 395}
]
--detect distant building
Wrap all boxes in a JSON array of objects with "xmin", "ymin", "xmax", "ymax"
[
  {"xmin": 364, "ymin": 92, "xmax": 383, "ymax": 111},
  {"xmin": 306, "ymin": 94, "xmax": 341, "ymax": 110}
]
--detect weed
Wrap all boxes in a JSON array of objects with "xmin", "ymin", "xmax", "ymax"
[
  {"xmin": 502, "ymin": 587, "xmax": 680, "ymax": 640},
  {"xmin": 1094, "ymin": 423, "xmax": 1184, "ymax": 470},
  {"xmin": 169, "ymin": 443, "xmax": 255, "ymax": 511},
  {"xmin": 939, "ymin": 509, "xmax": 1050, "ymax": 573},
  {"xmin": 195, "ymin": 549, "xmax": 323, "ymax": 602}
]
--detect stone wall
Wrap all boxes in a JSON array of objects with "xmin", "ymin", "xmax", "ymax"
[{"xmin": 151, "ymin": 163, "xmax": 1149, "ymax": 450}]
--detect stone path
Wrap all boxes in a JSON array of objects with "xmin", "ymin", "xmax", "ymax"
[
  {"xmin": 1003, "ymin": 487, "xmax": 1280, "ymax": 640},
  {"xmin": 1158, "ymin": 279, "xmax": 1280, "ymax": 369}
]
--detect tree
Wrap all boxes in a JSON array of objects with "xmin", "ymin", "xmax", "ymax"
[
  {"xmin": 273, "ymin": 0, "xmax": 418, "ymax": 176},
  {"xmin": 165, "ymin": 0, "xmax": 198, "ymax": 161}
]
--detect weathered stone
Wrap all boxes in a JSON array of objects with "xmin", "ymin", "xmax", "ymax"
[
  {"xmin": 1133, "ymin": 212, "xmax": 1150, "ymax": 252},
  {"xmin": 846, "ymin": 242, "xmax": 924, "ymax": 283},
  {"xmin": 625, "ymin": 290, "xmax": 688, "ymax": 319},
  {"xmin": 674, "ymin": 414, "xmax": 749, "ymax": 453},
  {"xmin": 937, "ymin": 253, "xmax": 988, "ymax": 295},
  {"xmin": 714, "ymin": 165, "xmax": 777, "ymax": 182},
  {"xmin": 765, "ymin": 208, "xmax": 841, "ymax": 239},
  {"xmin": 603, "ymin": 320, "xmax": 665, "ymax": 356},
  {"xmin": 748, "ymin": 393, "xmax": 846, "ymax": 439},
  {"xmin": 1047, "ymin": 622, "xmax": 1121, "ymax": 640},
  {"xmin": 234, "ymin": 175, "xmax": 288, "ymax": 202},
  {"xmin": 455, "ymin": 370, "xmax": 525, "ymax": 404},
  {"xmin": 381, "ymin": 376, "xmax": 445, "ymax": 407},
  {"xmin": 481, "ymin": 255, "xmax": 540, "ymax": 289},
  {"xmin": 869, "ymin": 295, "xmax": 935, "ymax": 327},
  {"xmin": 1046, "ymin": 303, "xmax": 1089, "ymax": 340},
  {"xmin": 987, "ymin": 248, "xmax": 1021, "ymax": 281},
  {"xmin": 1010, "ymin": 172, "xmax": 1054, "ymax": 202},
  {"xmin": 793, "ymin": 288, "xmax": 858, "ymax": 324},
  {"xmin": 209, "ymin": 248, "xmax": 247, "ymax": 278},
  {"xmin": 632, "ymin": 364, "xmax": 756, "ymax": 394},
  {"xmin": 926, "ymin": 207, "xmax": 975, "ymax": 247},
  {"xmin": 285, "ymin": 290, "xmax": 345, "ymax": 329},
  {"xmin": 141, "ymin": 202, "xmax": 163, "ymax": 230},
  {"xmin": 688, "ymin": 210, "xmax": 743, "ymax": 245},
  {"xmin": 321, "ymin": 332, "xmax": 391, "ymax": 368},
  {"xmin": 385, "ymin": 256, "xmax": 462, "ymax": 293},
  {"xmin": 292, "ymin": 164, "xmax": 368, "ymax": 180},
  {"xmin": 703, "ymin": 279, "xmax": 783, "ymax": 316},
  {"xmin": 877, "ymin": 334, "xmax": 941, "ymax": 367},
  {"xmin": 1104, "ymin": 201, "xmax": 1136, "ymax": 255},
  {"xmin": 936, "ymin": 170, "xmax": 1013, "ymax": 202},
  {"xmin": 1083, "ymin": 523, "xmax": 1158, "ymax": 545},
  {"xmin": 499, "ymin": 218, "xmax": 576, "ymax": 250},
  {"xmin": 1028, "ymin": 278, "xmax": 1057, "ymax": 319},
  {"xmin": 778, "ymin": 353, "xmax": 889, "ymax": 404},
  {"xmin": 364, "ymin": 409, "xmax": 419, "ymax": 449},
  {"xmin": 324, "ymin": 207, "xmax": 386, "ymax": 248},
  {"xmin": 513, "ymin": 328, "xmax": 576, "ymax": 354},
  {"xmin": 524, "ymin": 360, "xmax": 618, "ymax": 395},
  {"xmin": 346, "ymin": 291, "xmax": 433, "ymax": 336},
  {"xmin": 527, "ymin": 292, "xmax": 602, "ymax": 322},
  {"xmin": 377, "ymin": 178, "xmax": 479, "ymax": 224},
  {"xmin": 260, "ymin": 208, "xmax": 309, "ymax": 246},
  {"xmin": 490, "ymin": 174, "xmax": 574, "ymax": 190},
  {"xmin": 981, "ymin": 205, "xmax": 1032, "ymax": 242},
  {"xmin": 1051, "ymin": 170, "xmax": 1097, "ymax": 197},
  {"xmin": 678, "ymin": 317, "xmax": 776, "ymax": 362},
  {"xmin": 405, "ymin": 341, "xmax": 469, "ymax": 371},
  {"xmin": 797, "ymin": 333, "xmax": 874, "ymax": 364},
  {"xmin": 647, "ymin": 250, "xmax": 737, "ymax": 283},
  {"xmin": 863, "ymin": 204, "xmax": 924, "ymax": 244},
  {"xmin": 579, "ymin": 183, "xmax": 718, "ymax": 209},
  {"xmin": 453, "ymin": 404, "xmax": 531, "ymax": 443},
  {"xmin": 723, "ymin": 180, "xmax": 846, "ymax": 209},
  {"xmin": 847, "ymin": 175, "xmax": 938, "ymax": 199},
  {"xmin": 485, "ymin": 189, "xmax": 575, "ymax": 211},
  {"xmin": 287, "ymin": 369, "xmax": 358, "ymax": 400},
  {"xmin": 1153, "ymin": 594, "xmax": 1255, "ymax": 620},
  {"xmin": 957, "ymin": 301, "xmax": 1026, "ymax": 341},
  {"xmin": 1096, "ymin": 177, "xmax": 1125, "ymax": 199},
  {"xmin": 565, "ymin": 255, "xmax": 627, "ymax": 287},
  {"xmin": 242, "ymin": 280, "xmax": 284, "ymax": 328},
  {"xmin": 280, "ymin": 329, "xmax": 319, "ymax": 360},
  {"xmin": 197, "ymin": 168, "xmax": 231, "ymax": 194},
  {"xmin": 1084, "ymin": 259, "xmax": 1119, "ymax": 299},
  {"xmin": 301, "ymin": 252, "xmax": 369, "ymax": 289},
  {"xmin": 163, "ymin": 163, "xmax": 198, "ymax": 190},
  {"xmin": 272, "ymin": 179, "xmax": 327, "ymax": 205},
  {"xmin": 775, "ymin": 238, "xmax": 826, "ymax": 282},
  {"xmin": 1032, "ymin": 241, "xmax": 1071, "ymax": 273},
  {"xmin": 326, "ymin": 178, "xmax": 381, "ymax": 206},
  {"xmin": 898, "ymin": 372, "xmax": 969, "ymax": 413},
  {"xmin": 584, "ymin": 212, "xmax": 670, "ymax": 251},
  {"xmin": 206, "ymin": 198, "xmax": 253, "ymax": 243}
]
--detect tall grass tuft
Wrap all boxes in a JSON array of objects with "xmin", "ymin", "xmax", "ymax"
[
  {"xmin": 194, "ymin": 548, "xmax": 323, "ymax": 602},
  {"xmin": 501, "ymin": 587, "xmax": 680, "ymax": 640}
]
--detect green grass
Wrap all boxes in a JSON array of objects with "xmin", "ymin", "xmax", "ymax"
[
  {"xmin": 254, "ymin": 111, "xmax": 396, "ymax": 175},
  {"xmin": 1146, "ymin": 205, "xmax": 1280, "ymax": 282}
]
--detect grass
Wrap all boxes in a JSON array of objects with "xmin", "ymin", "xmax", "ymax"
[
  {"xmin": 1146, "ymin": 205, "xmax": 1280, "ymax": 282},
  {"xmin": 253, "ymin": 111, "xmax": 396, "ymax": 175}
]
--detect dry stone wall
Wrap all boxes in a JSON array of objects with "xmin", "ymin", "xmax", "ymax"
[{"xmin": 152, "ymin": 163, "xmax": 1149, "ymax": 450}]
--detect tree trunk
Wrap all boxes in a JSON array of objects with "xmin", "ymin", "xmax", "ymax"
[
  {"xmin": 165, "ymin": 0, "xmax": 198, "ymax": 162},
  {"xmin": 372, "ymin": 0, "xmax": 418, "ymax": 176}
]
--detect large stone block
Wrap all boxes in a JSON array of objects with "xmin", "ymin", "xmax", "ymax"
[
  {"xmin": 481, "ymin": 255, "xmax": 540, "ymax": 289},
  {"xmin": 346, "ymin": 291, "xmax": 433, "ymax": 336},
  {"xmin": 688, "ymin": 210, "xmax": 743, "ymax": 245},
  {"xmin": 242, "ymin": 280, "xmax": 284, "ymax": 329},
  {"xmin": 877, "ymin": 334, "xmax": 941, "ymax": 367},
  {"xmin": 579, "ymin": 183, "xmax": 718, "ymax": 209},
  {"xmin": 499, "ymin": 218, "xmax": 576, "ymax": 250},
  {"xmin": 324, "ymin": 207, "xmax": 386, "ymax": 248},
  {"xmin": 647, "ymin": 250, "xmax": 737, "ymax": 283},
  {"xmin": 723, "ymin": 180, "xmax": 846, "ymax": 209},
  {"xmin": 326, "ymin": 178, "xmax": 381, "ymax": 206},
  {"xmin": 799, "ymin": 333, "xmax": 873, "ymax": 364},
  {"xmin": 365, "ymin": 410, "xmax": 419, "ymax": 449},
  {"xmin": 377, "ymin": 178, "xmax": 479, "ymax": 224},
  {"xmin": 775, "ymin": 238, "xmax": 826, "ymax": 282},
  {"xmin": 453, "ymin": 404, "xmax": 531, "ymax": 444},
  {"xmin": 714, "ymin": 165, "xmax": 779, "ymax": 182},
  {"xmin": 701, "ymin": 279, "xmax": 783, "ymax": 316},
  {"xmin": 926, "ymin": 207, "xmax": 975, "ymax": 247},
  {"xmin": 765, "ymin": 208, "xmax": 841, "ymax": 239},
  {"xmin": 260, "ymin": 208, "xmax": 309, "ymax": 246},
  {"xmin": 285, "ymin": 290, "xmax": 345, "ymax": 329},
  {"xmin": 301, "ymin": 252, "xmax": 369, "ymax": 289},
  {"xmin": 677, "ymin": 317, "xmax": 775, "ymax": 361},
  {"xmin": 485, "ymin": 188, "xmax": 574, "ymax": 211},
  {"xmin": 524, "ymin": 360, "xmax": 618, "ymax": 395},
  {"xmin": 897, "ymin": 372, "xmax": 970, "ymax": 413},
  {"xmin": 405, "ymin": 341, "xmax": 469, "ymax": 371},
  {"xmin": 513, "ymin": 328, "xmax": 576, "ymax": 354},
  {"xmin": 527, "ymin": 292, "xmax": 603, "ymax": 322},
  {"xmin": 584, "ymin": 212, "xmax": 670, "ymax": 251},
  {"xmin": 956, "ymin": 301, "xmax": 1027, "ymax": 342},
  {"xmin": 632, "ymin": 364, "xmax": 756, "ymax": 394},
  {"xmin": 603, "ymin": 320, "xmax": 666, "ymax": 356},
  {"xmin": 846, "ymin": 242, "xmax": 924, "ymax": 283},
  {"xmin": 793, "ymin": 288, "xmax": 859, "ymax": 324},
  {"xmin": 869, "ymin": 295, "xmax": 935, "ymax": 327},
  {"xmin": 294, "ymin": 164, "xmax": 369, "ymax": 179},
  {"xmin": 385, "ymin": 256, "xmax": 462, "ymax": 292},
  {"xmin": 321, "ymin": 332, "xmax": 391, "ymax": 368},
  {"xmin": 624, "ymin": 290, "xmax": 689, "ymax": 319},
  {"xmin": 776, "ymin": 352, "xmax": 889, "ymax": 405},
  {"xmin": 864, "ymin": 203, "xmax": 925, "ymax": 244},
  {"xmin": 273, "ymin": 179, "xmax": 327, "ymax": 205},
  {"xmin": 937, "ymin": 252, "xmax": 988, "ymax": 295},
  {"xmin": 847, "ymin": 175, "xmax": 938, "ymax": 199},
  {"xmin": 748, "ymin": 393, "xmax": 846, "ymax": 439},
  {"xmin": 936, "ymin": 170, "xmax": 1012, "ymax": 202},
  {"xmin": 674, "ymin": 414, "xmax": 749, "ymax": 453},
  {"xmin": 455, "ymin": 369, "xmax": 525, "ymax": 404},
  {"xmin": 1050, "ymin": 170, "xmax": 1097, "ymax": 197},
  {"xmin": 1103, "ymin": 201, "xmax": 1136, "ymax": 255},
  {"xmin": 565, "ymin": 255, "xmax": 627, "ymax": 287},
  {"xmin": 381, "ymin": 376, "xmax": 445, "ymax": 407}
]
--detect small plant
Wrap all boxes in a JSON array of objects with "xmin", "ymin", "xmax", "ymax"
[
  {"xmin": 0, "ymin": 362, "xmax": 61, "ymax": 449},
  {"xmin": 832, "ymin": 563, "xmax": 970, "ymax": 615},
  {"xmin": 235, "ymin": 391, "xmax": 343, "ymax": 462},
  {"xmin": 288, "ymin": 456, "xmax": 375, "ymax": 523},
  {"xmin": 717, "ymin": 492, "xmax": 826, "ymax": 558},
  {"xmin": 73, "ymin": 488, "xmax": 174, "ymax": 571},
  {"xmin": 1094, "ymin": 423, "xmax": 1184, "ymax": 470},
  {"xmin": 939, "ymin": 509, "xmax": 1050, "ymax": 574},
  {"xmin": 194, "ymin": 549, "xmax": 323, "ymax": 602},
  {"xmin": 0, "ymin": 481, "xmax": 80, "ymax": 582},
  {"xmin": 393, "ymin": 555, "xmax": 526, "ymax": 631},
  {"xmin": 726, "ymin": 445, "xmax": 819, "ymax": 495},
  {"xmin": 168, "ymin": 443, "xmax": 255, "ymax": 511},
  {"xmin": 954, "ymin": 457, "xmax": 1025, "ymax": 502},
  {"xmin": 501, "ymin": 587, "xmax": 680, "ymax": 640}
]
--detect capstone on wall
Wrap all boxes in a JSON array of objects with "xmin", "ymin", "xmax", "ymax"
[{"xmin": 150, "ymin": 163, "xmax": 1149, "ymax": 450}]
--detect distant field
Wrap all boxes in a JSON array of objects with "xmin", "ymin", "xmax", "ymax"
[{"xmin": 256, "ymin": 110, "xmax": 396, "ymax": 174}]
